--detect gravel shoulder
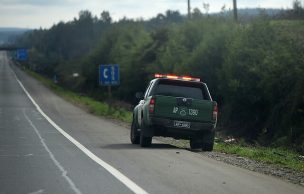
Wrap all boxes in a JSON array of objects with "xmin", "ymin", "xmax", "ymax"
[
  {"xmin": 156, "ymin": 136, "xmax": 304, "ymax": 187},
  {"xmin": 202, "ymin": 151, "xmax": 304, "ymax": 186}
]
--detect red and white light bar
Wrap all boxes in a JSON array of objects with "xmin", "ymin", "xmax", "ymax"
[{"xmin": 154, "ymin": 73, "xmax": 200, "ymax": 82}]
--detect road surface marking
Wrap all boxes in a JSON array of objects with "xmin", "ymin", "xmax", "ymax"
[
  {"xmin": 23, "ymin": 110, "xmax": 82, "ymax": 194},
  {"xmin": 28, "ymin": 189, "xmax": 45, "ymax": 194},
  {"xmin": 13, "ymin": 69, "xmax": 148, "ymax": 194}
]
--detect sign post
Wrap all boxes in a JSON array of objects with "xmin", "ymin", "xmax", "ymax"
[{"xmin": 99, "ymin": 64, "xmax": 120, "ymax": 99}]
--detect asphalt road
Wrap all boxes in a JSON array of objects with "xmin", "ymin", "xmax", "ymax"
[{"xmin": 0, "ymin": 51, "xmax": 303, "ymax": 194}]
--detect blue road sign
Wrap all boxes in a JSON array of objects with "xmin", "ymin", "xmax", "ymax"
[
  {"xmin": 16, "ymin": 49, "xmax": 28, "ymax": 61},
  {"xmin": 99, "ymin": 64, "xmax": 120, "ymax": 86}
]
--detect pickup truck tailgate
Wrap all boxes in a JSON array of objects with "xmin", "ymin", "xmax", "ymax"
[{"xmin": 153, "ymin": 95, "xmax": 214, "ymax": 122}]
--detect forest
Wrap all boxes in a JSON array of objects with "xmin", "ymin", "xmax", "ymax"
[{"xmin": 15, "ymin": 2, "xmax": 304, "ymax": 152}]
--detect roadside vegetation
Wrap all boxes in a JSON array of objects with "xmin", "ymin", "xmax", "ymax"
[
  {"xmin": 15, "ymin": 1, "xmax": 304, "ymax": 154},
  {"xmin": 27, "ymin": 70, "xmax": 132, "ymax": 123},
  {"xmin": 214, "ymin": 140, "xmax": 304, "ymax": 172}
]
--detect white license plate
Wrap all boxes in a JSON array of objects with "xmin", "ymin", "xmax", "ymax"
[{"xmin": 173, "ymin": 121, "xmax": 190, "ymax": 128}]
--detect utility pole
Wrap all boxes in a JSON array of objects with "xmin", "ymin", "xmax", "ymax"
[
  {"xmin": 233, "ymin": 0, "xmax": 238, "ymax": 21},
  {"xmin": 188, "ymin": 0, "xmax": 191, "ymax": 18}
]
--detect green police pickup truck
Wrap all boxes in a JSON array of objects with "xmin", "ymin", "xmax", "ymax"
[{"xmin": 130, "ymin": 74, "xmax": 218, "ymax": 151}]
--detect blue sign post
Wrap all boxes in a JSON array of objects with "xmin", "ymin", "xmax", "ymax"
[
  {"xmin": 99, "ymin": 64, "xmax": 120, "ymax": 99},
  {"xmin": 16, "ymin": 49, "xmax": 28, "ymax": 61}
]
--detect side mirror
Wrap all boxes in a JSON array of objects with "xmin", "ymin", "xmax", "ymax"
[{"xmin": 135, "ymin": 92, "xmax": 144, "ymax": 99}]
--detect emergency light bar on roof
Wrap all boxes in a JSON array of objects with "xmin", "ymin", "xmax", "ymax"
[{"xmin": 154, "ymin": 73, "xmax": 201, "ymax": 82}]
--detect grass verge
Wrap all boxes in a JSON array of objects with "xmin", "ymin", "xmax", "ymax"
[
  {"xmin": 214, "ymin": 141, "xmax": 304, "ymax": 172},
  {"xmin": 26, "ymin": 70, "xmax": 132, "ymax": 123},
  {"xmin": 26, "ymin": 69, "xmax": 304, "ymax": 172},
  {"xmin": 159, "ymin": 137, "xmax": 304, "ymax": 172}
]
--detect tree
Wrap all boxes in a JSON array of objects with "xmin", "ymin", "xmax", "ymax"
[
  {"xmin": 100, "ymin": 11, "xmax": 112, "ymax": 23},
  {"xmin": 203, "ymin": 2, "xmax": 210, "ymax": 14},
  {"xmin": 165, "ymin": 10, "xmax": 183, "ymax": 23},
  {"xmin": 293, "ymin": 0, "xmax": 304, "ymax": 17},
  {"xmin": 192, "ymin": 8, "xmax": 203, "ymax": 19}
]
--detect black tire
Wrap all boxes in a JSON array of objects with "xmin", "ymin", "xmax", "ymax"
[
  {"xmin": 202, "ymin": 131, "xmax": 215, "ymax": 151},
  {"xmin": 140, "ymin": 133, "xmax": 152, "ymax": 147},
  {"xmin": 202, "ymin": 142, "xmax": 214, "ymax": 151},
  {"xmin": 130, "ymin": 120, "xmax": 140, "ymax": 144},
  {"xmin": 140, "ymin": 119, "xmax": 152, "ymax": 147},
  {"xmin": 190, "ymin": 138, "xmax": 202, "ymax": 150}
]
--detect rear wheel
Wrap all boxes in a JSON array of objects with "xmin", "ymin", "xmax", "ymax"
[
  {"xmin": 140, "ymin": 119, "xmax": 152, "ymax": 147},
  {"xmin": 130, "ymin": 120, "xmax": 139, "ymax": 144},
  {"xmin": 140, "ymin": 133, "xmax": 152, "ymax": 147},
  {"xmin": 202, "ymin": 142, "xmax": 214, "ymax": 151},
  {"xmin": 202, "ymin": 131, "xmax": 215, "ymax": 151},
  {"xmin": 190, "ymin": 138, "xmax": 202, "ymax": 150}
]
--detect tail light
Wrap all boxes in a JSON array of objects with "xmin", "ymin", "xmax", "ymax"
[
  {"xmin": 149, "ymin": 98, "xmax": 155, "ymax": 113},
  {"xmin": 213, "ymin": 103, "xmax": 218, "ymax": 121}
]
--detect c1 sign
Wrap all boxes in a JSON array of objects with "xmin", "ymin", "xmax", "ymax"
[
  {"xmin": 99, "ymin": 64, "xmax": 120, "ymax": 86},
  {"xmin": 16, "ymin": 49, "xmax": 28, "ymax": 61}
]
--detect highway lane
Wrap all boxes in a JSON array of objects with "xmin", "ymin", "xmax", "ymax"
[
  {"xmin": 0, "ymin": 52, "xmax": 134, "ymax": 194},
  {"xmin": 1, "ymin": 51, "xmax": 303, "ymax": 194}
]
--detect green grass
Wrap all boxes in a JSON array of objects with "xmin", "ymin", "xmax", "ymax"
[
  {"xmin": 27, "ymin": 70, "xmax": 132, "ymax": 123},
  {"xmin": 270, "ymin": 19, "xmax": 304, "ymax": 27},
  {"xmin": 26, "ymin": 69, "xmax": 304, "ymax": 172},
  {"xmin": 214, "ymin": 141, "xmax": 304, "ymax": 172}
]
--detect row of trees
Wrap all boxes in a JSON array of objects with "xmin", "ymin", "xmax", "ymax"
[{"xmin": 16, "ymin": 7, "xmax": 304, "ymax": 152}]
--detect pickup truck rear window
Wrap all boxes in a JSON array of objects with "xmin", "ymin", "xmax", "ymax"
[{"xmin": 154, "ymin": 80, "xmax": 206, "ymax": 100}]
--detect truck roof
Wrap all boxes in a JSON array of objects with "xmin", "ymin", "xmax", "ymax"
[{"xmin": 152, "ymin": 78, "xmax": 205, "ymax": 84}]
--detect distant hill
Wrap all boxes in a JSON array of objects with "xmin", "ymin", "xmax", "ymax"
[
  {"xmin": 0, "ymin": 27, "xmax": 31, "ymax": 44},
  {"xmin": 237, "ymin": 8, "xmax": 283, "ymax": 16},
  {"xmin": 216, "ymin": 8, "xmax": 285, "ymax": 20}
]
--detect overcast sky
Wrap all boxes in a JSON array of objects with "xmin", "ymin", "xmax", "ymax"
[{"xmin": 0, "ymin": 0, "xmax": 294, "ymax": 29}]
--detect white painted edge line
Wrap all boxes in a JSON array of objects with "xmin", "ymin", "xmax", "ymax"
[
  {"xmin": 23, "ymin": 109, "xmax": 82, "ymax": 194},
  {"xmin": 13, "ymin": 69, "xmax": 148, "ymax": 194}
]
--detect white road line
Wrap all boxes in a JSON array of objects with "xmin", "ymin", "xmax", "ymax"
[
  {"xmin": 13, "ymin": 69, "xmax": 148, "ymax": 194},
  {"xmin": 28, "ymin": 189, "xmax": 45, "ymax": 194},
  {"xmin": 23, "ymin": 110, "xmax": 82, "ymax": 194}
]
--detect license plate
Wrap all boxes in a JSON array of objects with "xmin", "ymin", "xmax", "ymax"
[{"xmin": 173, "ymin": 120, "xmax": 190, "ymax": 128}]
